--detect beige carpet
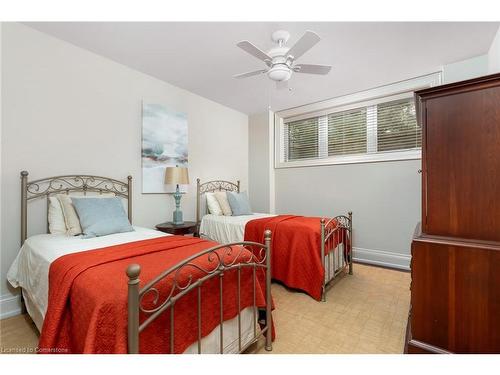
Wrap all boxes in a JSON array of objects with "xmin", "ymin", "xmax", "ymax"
[{"xmin": 0, "ymin": 263, "xmax": 410, "ymax": 354}]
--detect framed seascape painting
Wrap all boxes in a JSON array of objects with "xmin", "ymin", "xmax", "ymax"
[{"xmin": 142, "ymin": 102, "xmax": 188, "ymax": 193}]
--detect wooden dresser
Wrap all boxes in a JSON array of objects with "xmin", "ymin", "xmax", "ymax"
[{"xmin": 406, "ymin": 73, "xmax": 500, "ymax": 354}]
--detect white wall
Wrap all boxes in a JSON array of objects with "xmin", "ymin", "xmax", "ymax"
[
  {"xmin": 248, "ymin": 113, "xmax": 269, "ymax": 212},
  {"xmin": 275, "ymin": 160, "xmax": 420, "ymax": 269},
  {"xmin": 0, "ymin": 23, "xmax": 248, "ymax": 317},
  {"xmin": 488, "ymin": 27, "xmax": 500, "ymax": 73},
  {"xmin": 442, "ymin": 54, "xmax": 489, "ymax": 83},
  {"xmin": 248, "ymin": 111, "xmax": 274, "ymax": 213}
]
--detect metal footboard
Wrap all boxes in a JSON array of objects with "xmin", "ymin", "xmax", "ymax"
[
  {"xmin": 320, "ymin": 212, "xmax": 353, "ymax": 302},
  {"xmin": 126, "ymin": 230, "xmax": 273, "ymax": 354}
]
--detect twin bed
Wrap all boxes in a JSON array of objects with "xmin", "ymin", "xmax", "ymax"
[
  {"xmin": 7, "ymin": 172, "xmax": 352, "ymax": 354},
  {"xmin": 197, "ymin": 179, "xmax": 353, "ymax": 301}
]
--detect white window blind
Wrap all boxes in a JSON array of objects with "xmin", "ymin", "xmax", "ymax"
[
  {"xmin": 377, "ymin": 99, "xmax": 420, "ymax": 152},
  {"xmin": 284, "ymin": 117, "xmax": 319, "ymax": 161},
  {"xmin": 328, "ymin": 107, "xmax": 367, "ymax": 156},
  {"xmin": 279, "ymin": 97, "xmax": 420, "ymax": 165}
]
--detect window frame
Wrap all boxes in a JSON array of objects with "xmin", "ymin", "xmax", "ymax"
[{"xmin": 274, "ymin": 72, "xmax": 441, "ymax": 169}]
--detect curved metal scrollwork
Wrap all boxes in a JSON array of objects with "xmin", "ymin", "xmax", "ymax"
[
  {"xmin": 323, "ymin": 214, "xmax": 352, "ymax": 244},
  {"xmin": 137, "ymin": 241, "xmax": 267, "ymax": 316},
  {"xmin": 26, "ymin": 175, "xmax": 129, "ymax": 200},
  {"xmin": 325, "ymin": 215, "xmax": 350, "ymax": 230},
  {"xmin": 126, "ymin": 230, "xmax": 273, "ymax": 354},
  {"xmin": 20, "ymin": 171, "xmax": 132, "ymax": 248},
  {"xmin": 196, "ymin": 179, "xmax": 241, "ymax": 224},
  {"xmin": 198, "ymin": 180, "xmax": 239, "ymax": 194}
]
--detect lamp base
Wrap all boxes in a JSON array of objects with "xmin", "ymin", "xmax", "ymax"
[{"xmin": 172, "ymin": 209, "xmax": 184, "ymax": 225}]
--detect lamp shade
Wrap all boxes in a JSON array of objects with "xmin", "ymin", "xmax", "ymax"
[{"xmin": 164, "ymin": 166, "xmax": 189, "ymax": 185}]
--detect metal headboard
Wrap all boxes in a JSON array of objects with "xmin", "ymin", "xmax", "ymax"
[
  {"xmin": 20, "ymin": 171, "xmax": 132, "ymax": 246},
  {"xmin": 196, "ymin": 178, "xmax": 240, "ymax": 226}
]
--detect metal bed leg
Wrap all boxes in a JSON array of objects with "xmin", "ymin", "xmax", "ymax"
[
  {"xmin": 126, "ymin": 264, "xmax": 141, "ymax": 354},
  {"xmin": 320, "ymin": 219, "xmax": 326, "ymax": 302},
  {"xmin": 348, "ymin": 211, "xmax": 353, "ymax": 275},
  {"xmin": 264, "ymin": 230, "xmax": 273, "ymax": 351}
]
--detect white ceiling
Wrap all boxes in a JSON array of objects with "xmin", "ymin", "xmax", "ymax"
[{"xmin": 26, "ymin": 22, "xmax": 499, "ymax": 115}]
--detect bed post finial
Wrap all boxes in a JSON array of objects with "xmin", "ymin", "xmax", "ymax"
[
  {"xmin": 126, "ymin": 263, "xmax": 141, "ymax": 279},
  {"xmin": 264, "ymin": 229, "xmax": 272, "ymax": 351},
  {"xmin": 126, "ymin": 264, "xmax": 141, "ymax": 354}
]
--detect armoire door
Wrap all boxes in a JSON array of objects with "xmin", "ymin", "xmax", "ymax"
[{"xmin": 419, "ymin": 81, "xmax": 500, "ymax": 241}]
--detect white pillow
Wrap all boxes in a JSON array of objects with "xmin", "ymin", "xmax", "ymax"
[
  {"xmin": 57, "ymin": 194, "xmax": 83, "ymax": 236},
  {"xmin": 214, "ymin": 191, "xmax": 233, "ymax": 216},
  {"xmin": 206, "ymin": 193, "xmax": 223, "ymax": 215},
  {"xmin": 48, "ymin": 196, "xmax": 67, "ymax": 234}
]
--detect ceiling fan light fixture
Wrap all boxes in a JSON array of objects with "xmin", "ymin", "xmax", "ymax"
[
  {"xmin": 235, "ymin": 30, "xmax": 331, "ymax": 84},
  {"xmin": 267, "ymin": 64, "xmax": 292, "ymax": 82}
]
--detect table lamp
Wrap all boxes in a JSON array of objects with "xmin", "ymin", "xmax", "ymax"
[{"xmin": 164, "ymin": 166, "xmax": 189, "ymax": 225}]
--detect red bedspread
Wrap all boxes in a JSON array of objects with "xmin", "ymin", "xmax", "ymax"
[
  {"xmin": 38, "ymin": 235, "xmax": 270, "ymax": 354},
  {"xmin": 244, "ymin": 215, "xmax": 349, "ymax": 301}
]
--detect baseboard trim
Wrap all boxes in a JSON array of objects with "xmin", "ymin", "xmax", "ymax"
[
  {"xmin": 0, "ymin": 293, "xmax": 22, "ymax": 319},
  {"xmin": 353, "ymin": 247, "xmax": 411, "ymax": 271}
]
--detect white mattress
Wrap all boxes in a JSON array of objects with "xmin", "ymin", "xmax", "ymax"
[
  {"xmin": 7, "ymin": 227, "xmax": 258, "ymax": 353},
  {"xmin": 199, "ymin": 213, "xmax": 276, "ymax": 243}
]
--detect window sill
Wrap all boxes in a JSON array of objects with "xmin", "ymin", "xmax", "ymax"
[{"xmin": 275, "ymin": 149, "xmax": 421, "ymax": 169}]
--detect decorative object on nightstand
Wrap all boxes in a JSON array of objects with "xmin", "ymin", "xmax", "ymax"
[
  {"xmin": 164, "ymin": 166, "xmax": 189, "ymax": 225},
  {"xmin": 155, "ymin": 221, "xmax": 198, "ymax": 236}
]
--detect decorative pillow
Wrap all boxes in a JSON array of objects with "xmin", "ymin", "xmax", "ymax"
[
  {"xmin": 57, "ymin": 194, "xmax": 83, "ymax": 236},
  {"xmin": 206, "ymin": 193, "xmax": 223, "ymax": 215},
  {"xmin": 71, "ymin": 197, "xmax": 134, "ymax": 238},
  {"xmin": 48, "ymin": 196, "xmax": 67, "ymax": 234},
  {"xmin": 227, "ymin": 191, "xmax": 252, "ymax": 216},
  {"xmin": 214, "ymin": 191, "xmax": 232, "ymax": 216}
]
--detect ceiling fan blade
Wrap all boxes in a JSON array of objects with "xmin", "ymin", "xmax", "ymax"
[
  {"xmin": 276, "ymin": 80, "xmax": 289, "ymax": 90},
  {"xmin": 236, "ymin": 41, "xmax": 272, "ymax": 63},
  {"xmin": 233, "ymin": 69, "xmax": 267, "ymax": 79},
  {"xmin": 286, "ymin": 31, "xmax": 321, "ymax": 60},
  {"xmin": 294, "ymin": 64, "xmax": 332, "ymax": 75}
]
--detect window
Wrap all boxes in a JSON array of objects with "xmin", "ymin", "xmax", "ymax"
[
  {"xmin": 328, "ymin": 108, "xmax": 367, "ymax": 156},
  {"xmin": 285, "ymin": 117, "xmax": 319, "ymax": 161},
  {"xmin": 377, "ymin": 99, "xmax": 420, "ymax": 152},
  {"xmin": 281, "ymin": 98, "xmax": 417, "ymax": 163},
  {"xmin": 275, "ymin": 73, "xmax": 440, "ymax": 168}
]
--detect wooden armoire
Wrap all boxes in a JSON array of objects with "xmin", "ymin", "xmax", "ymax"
[{"xmin": 406, "ymin": 73, "xmax": 500, "ymax": 354}]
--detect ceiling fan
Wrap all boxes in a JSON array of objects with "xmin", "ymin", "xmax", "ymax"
[{"xmin": 233, "ymin": 30, "xmax": 332, "ymax": 87}]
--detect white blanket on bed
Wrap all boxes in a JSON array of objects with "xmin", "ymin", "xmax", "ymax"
[
  {"xmin": 7, "ymin": 226, "xmax": 168, "ymax": 318},
  {"xmin": 199, "ymin": 213, "xmax": 276, "ymax": 243}
]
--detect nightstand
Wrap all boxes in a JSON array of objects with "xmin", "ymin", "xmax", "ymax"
[{"xmin": 155, "ymin": 221, "xmax": 198, "ymax": 236}]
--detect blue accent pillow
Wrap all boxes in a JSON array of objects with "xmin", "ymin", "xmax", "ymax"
[
  {"xmin": 71, "ymin": 197, "xmax": 134, "ymax": 238},
  {"xmin": 227, "ymin": 191, "xmax": 252, "ymax": 216}
]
